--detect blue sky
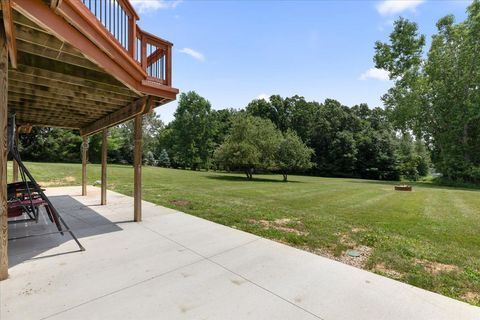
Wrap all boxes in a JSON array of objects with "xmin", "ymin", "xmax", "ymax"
[{"xmin": 131, "ymin": 0, "xmax": 471, "ymax": 123}]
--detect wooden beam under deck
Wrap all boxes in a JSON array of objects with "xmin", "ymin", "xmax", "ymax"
[
  {"xmin": 80, "ymin": 97, "xmax": 148, "ymax": 137},
  {"xmin": 11, "ymin": 65, "xmax": 139, "ymax": 98},
  {"xmin": 1, "ymin": 0, "xmax": 17, "ymax": 68},
  {"xmin": 8, "ymin": 73, "xmax": 135, "ymax": 104},
  {"xmin": 0, "ymin": 21, "xmax": 9, "ymax": 281},
  {"xmin": 8, "ymin": 82, "xmax": 129, "ymax": 109}
]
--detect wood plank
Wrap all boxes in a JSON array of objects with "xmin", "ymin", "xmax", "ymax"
[
  {"xmin": 1, "ymin": 0, "xmax": 17, "ymax": 68},
  {"xmin": 17, "ymin": 51, "xmax": 123, "ymax": 86},
  {"xmin": 80, "ymin": 96, "xmax": 148, "ymax": 136},
  {"xmin": 133, "ymin": 114, "xmax": 142, "ymax": 222},
  {"xmin": 12, "ymin": 10, "xmax": 45, "ymax": 31},
  {"xmin": 11, "ymin": 65, "xmax": 138, "ymax": 98},
  {"xmin": 81, "ymin": 136, "xmax": 88, "ymax": 196},
  {"xmin": 8, "ymin": 102, "xmax": 101, "ymax": 126},
  {"xmin": 9, "ymin": 71, "xmax": 136, "ymax": 103},
  {"xmin": 0, "ymin": 21, "xmax": 9, "ymax": 281},
  {"xmin": 13, "ymin": 13, "xmax": 99, "ymax": 59},
  {"xmin": 8, "ymin": 103, "xmax": 99, "ymax": 121},
  {"xmin": 17, "ymin": 122, "xmax": 75, "ymax": 130},
  {"xmin": 101, "ymin": 129, "xmax": 107, "ymax": 205},
  {"xmin": 8, "ymin": 82, "xmax": 126, "ymax": 109},
  {"xmin": 16, "ymin": 38, "xmax": 102, "ymax": 72},
  {"xmin": 8, "ymin": 93, "xmax": 114, "ymax": 116},
  {"xmin": 14, "ymin": 23, "xmax": 81, "ymax": 57}
]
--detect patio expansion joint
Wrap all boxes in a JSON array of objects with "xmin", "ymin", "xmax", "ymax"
[
  {"xmin": 37, "ymin": 221, "xmax": 260, "ymax": 320},
  {"xmin": 140, "ymin": 224, "xmax": 325, "ymax": 320},
  {"xmin": 39, "ymin": 257, "xmax": 208, "ymax": 320}
]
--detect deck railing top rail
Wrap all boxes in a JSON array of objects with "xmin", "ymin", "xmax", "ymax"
[{"xmin": 79, "ymin": 0, "xmax": 171, "ymax": 86}]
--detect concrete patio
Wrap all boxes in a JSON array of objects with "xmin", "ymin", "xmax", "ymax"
[{"xmin": 1, "ymin": 186, "xmax": 479, "ymax": 320}]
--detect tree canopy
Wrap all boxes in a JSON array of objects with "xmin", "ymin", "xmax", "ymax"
[
  {"xmin": 214, "ymin": 114, "xmax": 281, "ymax": 179},
  {"xmin": 374, "ymin": 0, "xmax": 480, "ymax": 183}
]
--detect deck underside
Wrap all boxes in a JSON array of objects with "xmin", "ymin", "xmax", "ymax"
[{"xmin": 3, "ymin": 2, "xmax": 176, "ymax": 130}]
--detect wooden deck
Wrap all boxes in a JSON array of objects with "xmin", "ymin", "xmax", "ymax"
[
  {"xmin": 0, "ymin": 0, "xmax": 178, "ymax": 280},
  {"xmin": 5, "ymin": 0, "xmax": 178, "ymax": 132}
]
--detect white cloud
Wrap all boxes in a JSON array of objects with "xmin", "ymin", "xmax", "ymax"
[
  {"xmin": 179, "ymin": 48, "xmax": 205, "ymax": 62},
  {"xmin": 376, "ymin": 0, "xmax": 424, "ymax": 16},
  {"xmin": 359, "ymin": 68, "xmax": 390, "ymax": 81},
  {"xmin": 257, "ymin": 93, "xmax": 270, "ymax": 101},
  {"xmin": 130, "ymin": 0, "xmax": 182, "ymax": 13}
]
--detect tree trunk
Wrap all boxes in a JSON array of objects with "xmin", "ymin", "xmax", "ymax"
[
  {"xmin": 463, "ymin": 123, "xmax": 470, "ymax": 163},
  {"xmin": 245, "ymin": 168, "xmax": 253, "ymax": 180},
  {"xmin": 283, "ymin": 173, "xmax": 288, "ymax": 182}
]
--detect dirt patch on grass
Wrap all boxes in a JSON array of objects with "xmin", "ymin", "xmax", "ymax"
[
  {"xmin": 373, "ymin": 263, "xmax": 403, "ymax": 279},
  {"xmin": 351, "ymin": 227, "xmax": 367, "ymax": 233},
  {"xmin": 341, "ymin": 245, "xmax": 373, "ymax": 268},
  {"xmin": 306, "ymin": 245, "xmax": 373, "ymax": 269},
  {"xmin": 414, "ymin": 259, "xmax": 460, "ymax": 274},
  {"xmin": 250, "ymin": 218, "xmax": 308, "ymax": 236},
  {"xmin": 462, "ymin": 291, "xmax": 480, "ymax": 304},
  {"xmin": 64, "ymin": 176, "xmax": 76, "ymax": 183},
  {"xmin": 170, "ymin": 199, "xmax": 191, "ymax": 207},
  {"xmin": 38, "ymin": 176, "xmax": 76, "ymax": 187},
  {"xmin": 336, "ymin": 232, "xmax": 356, "ymax": 247}
]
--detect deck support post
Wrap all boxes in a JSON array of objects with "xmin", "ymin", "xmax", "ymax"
[
  {"xmin": 81, "ymin": 136, "xmax": 88, "ymax": 196},
  {"xmin": 0, "ymin": 22, "xmax": 9, "ymax": 281},
  {"xmin": 133, "ymin": 115, "xmax": 142, "ymax": 222},
  {"xmin": 12, "ymin": 125, "xmax": 18, "ymax": 182},
  {"xmin": 101, "ymin": 129, "xmax": 107, "ymax": 205}
]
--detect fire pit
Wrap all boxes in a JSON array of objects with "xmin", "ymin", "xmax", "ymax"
[{"xmin": 395, "ymin": 185, "xmax": 412, "ymax": 191}]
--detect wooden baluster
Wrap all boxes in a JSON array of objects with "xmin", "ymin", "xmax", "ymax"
[
  {"xmin": 128, "ymin": 18, "xmax": 134, "ymax": 58},
  {"xmin": 141, "ymin": 34, "xmax": 147, "ymax": 70}
]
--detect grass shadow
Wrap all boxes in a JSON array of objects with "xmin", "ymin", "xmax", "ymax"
[{"xmin": 206, "ymin": 174, "xmax": 303, "ymax": 183}]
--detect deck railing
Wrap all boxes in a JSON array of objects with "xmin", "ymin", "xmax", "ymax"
[{"xmin": 80, "ymin": 0, "xmax": 172, "ymax": 86}]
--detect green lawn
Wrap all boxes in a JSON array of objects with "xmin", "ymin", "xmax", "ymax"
[{"xmin": 7, "ymin": 162, "xmax": 480, "ymax": 306}]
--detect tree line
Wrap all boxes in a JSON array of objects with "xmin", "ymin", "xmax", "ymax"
[
  {"xmin": 157, "ymin": 92, "xmax": 430, "ymax": 181},
  {"xmin": 18, "ymin": 91, "xmax": 431, "ymax": 182}
]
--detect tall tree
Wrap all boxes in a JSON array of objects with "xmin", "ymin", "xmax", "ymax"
[
  {"xmin": 214, "ymin": 114, "xmax": 281, "ymax": 179},
  {"xmin": 168, "ymin": 91, "xmax": 214, "ymax": 169},
  {"xmin": 374, "ymin": 1, "xmax": 480, "ymax": 182},
  {"xmin": 276, "ymin": 130, "xmax": 314, "ymax": 181}
]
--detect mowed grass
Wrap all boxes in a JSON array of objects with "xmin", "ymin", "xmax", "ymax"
[{"xmin": 7, "ymin": 162, "xmax": 480, "ymax": 305}]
